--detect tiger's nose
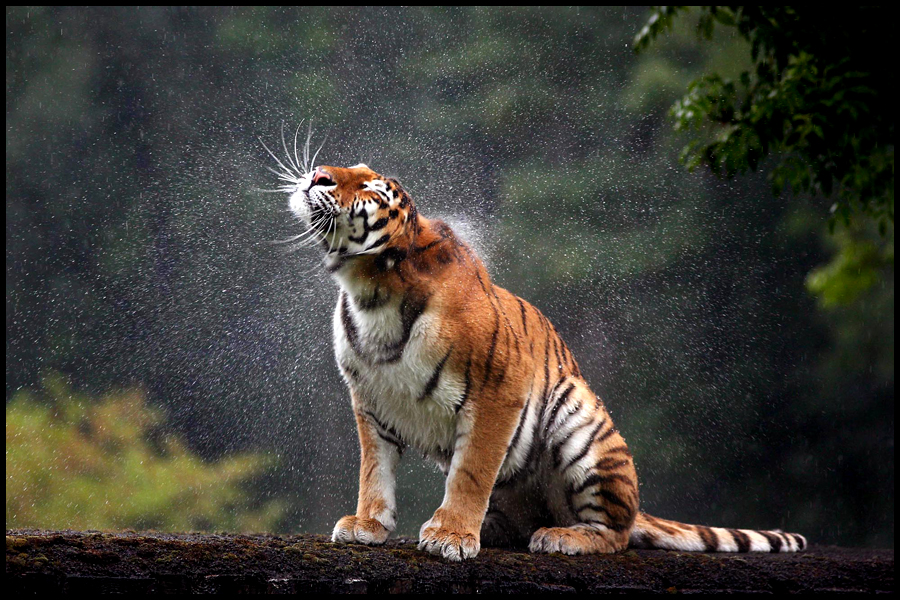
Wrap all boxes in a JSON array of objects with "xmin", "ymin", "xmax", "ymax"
[{"xmin": 312, "ymin": 167, "xmax": 335, "ymax": 186}]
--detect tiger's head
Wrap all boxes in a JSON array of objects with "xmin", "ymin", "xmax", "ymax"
[{"xmin": 289, "ymin": 163, "xmax": 417, "ymax": 261}]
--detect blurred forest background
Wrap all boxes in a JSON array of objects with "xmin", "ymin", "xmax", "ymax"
[{"xmin": 7, "ymin": 7, "xmax": 893, "ymax": 547}]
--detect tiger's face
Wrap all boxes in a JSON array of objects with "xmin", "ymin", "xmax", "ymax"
[{"xmin": 289, "ymin": 163, "xmax": 415, "ymax": 257}]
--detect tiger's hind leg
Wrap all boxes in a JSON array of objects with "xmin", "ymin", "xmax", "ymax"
[
  {"xmin": 480, "ymin": 507, "xmax": 519, "ymax": 548},
  {"xmin": 528, "ymin": 381, "xmax": 639, "ymax": 555},
  {"xmin": 481, "ymin": 483, "xmax": 545, "ymax": 548}
]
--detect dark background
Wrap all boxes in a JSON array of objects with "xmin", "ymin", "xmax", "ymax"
[{"xmin": 6, "ymin": 7, "xmax": 893, "ymax": 547}]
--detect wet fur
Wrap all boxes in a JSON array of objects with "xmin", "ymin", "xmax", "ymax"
[{"xmin": 284, "ymin": 163, "xmax": 807, "ymax": 560}]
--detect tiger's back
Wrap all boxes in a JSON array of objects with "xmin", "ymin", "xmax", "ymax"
[{"xmin": 283, "ymin": 161, "xmax": 806, "ymax": 560}]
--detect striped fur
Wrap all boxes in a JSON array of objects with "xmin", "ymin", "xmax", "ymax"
[{"xmin": 285, "ymin": 164, "xmax": 807, "ymax": 561}]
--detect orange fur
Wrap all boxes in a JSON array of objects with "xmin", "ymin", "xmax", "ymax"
[{"xmin": 293, "ymin": 164, "xmax": 805, "ymax": 559}]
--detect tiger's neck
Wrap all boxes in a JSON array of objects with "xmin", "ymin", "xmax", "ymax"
[{"xmin": 329, "ymin": 214, "xmax": 466, "ymax": 309}]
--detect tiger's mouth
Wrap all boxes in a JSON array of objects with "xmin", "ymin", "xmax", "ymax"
[{"xmin": 291, "ymin": 171, "xmax": 338, "ymax": 222}]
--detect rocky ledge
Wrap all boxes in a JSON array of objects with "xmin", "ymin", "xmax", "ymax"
[{"xmin": 6, "ymin": 529, "xmax": 893, "ymax": 594}]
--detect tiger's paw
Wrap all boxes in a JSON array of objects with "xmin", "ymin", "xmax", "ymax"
[
  {"xmin": 528, "ymin": 526, "xmax": 620, "ymax": 555},
  {"xmin": 418, "ymin": 515, "xmax": 480, "ymax": 561},
  {"xmin": 331, "ymin": 515, "xmax": 390, "ymax": 545}
]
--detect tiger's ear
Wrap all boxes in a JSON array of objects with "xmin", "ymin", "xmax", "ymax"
[{"xmin": 386, "ymin": 177, "xmax": 413, "ymax": 208}]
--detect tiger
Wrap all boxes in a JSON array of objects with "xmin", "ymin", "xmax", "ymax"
[{"xmin": 280, "ymin": 160, "xmax": 807, "ymax": 561}]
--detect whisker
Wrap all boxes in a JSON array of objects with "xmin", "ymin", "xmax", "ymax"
[
  {"xmin": 293, "ymin": 121, "xmax": 305, "ymax": 176},
  {"xmin": 267, "ymin": 232, "xmax": 314, "ymax": 245},
  {"xmin": 294, "ymin": 217, "xmax": 333, "ymax": 247},
  {"xmin": 260, "ymin": 122, "xmax": 338, "ymax": 271},
  {"xmin": 254, "ymin": 186, "xmax": 300, "ymax": 194},
  {"xmin": 304, "ymin": 120, "xmax": 313, "ymax": 172},
  {"xmin": 282, "ymin": 218, "xmax": 330, "ymax": 254},
  {"xmin": 264, "ymin": 166, "xmax": 300, "ymax": 184},
  {"xmin": 294, "ymin": 218, "xmax": 335, "ymax": 275},
  {"xmin": 260, "ymin": 138, "xmax": 300, "ymax": 182},
  {"xmin": 310, "ymin": 129, "xmax": 329, "ymax": 172},
  {"xmin": 326, "ymin": 218, "xmax": 338, "ymax": 255},
  {"xmin": 281, "ymin": 121, "xmax": 302, "ymax": 177},
  {"xmin": 267, "ymin": 213, "xmax": 330, "ymax": 245}
]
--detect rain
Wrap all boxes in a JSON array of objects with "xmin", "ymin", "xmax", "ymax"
[{"xmin": 6, "ymin": 7, "xmax": 893, "ymax": 549}]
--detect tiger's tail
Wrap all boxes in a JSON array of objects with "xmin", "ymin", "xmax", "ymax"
[{"xmin": 629, "ymin": 512, "xmax": 807, "ymax": 553}]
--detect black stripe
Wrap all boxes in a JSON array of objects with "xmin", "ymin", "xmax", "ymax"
[
  {"xmin": 544, "ymin": 377, "xmax": 569, "ymax": 407},
  {"xmin": 775, "ymin": 531, "xmax": 794, "ymax": 552},
  {"xmin": 364, "ymin": 233, "xmax": 391, "ymax": 251},
  {"xmin": 496, "ymin": 293, "xmax": 519, "ymax": 356},
  {"xmin": 459, "ymin": 467, "xmax": 479, "ymax": 487},
  {"xmin": 472, "ymin": 255, "xmax": 491, "ymax": 295},
  {"xmin": 339, "ymin": 361, "xmax": 360, "ymax": 383},
  {"xmin": 494, "ymin": 289, "xmax": 517, "ymax": 338},
  {"xmin": 594, "ymin": 457, "xmax": 630, "ymax": 472},
  {"xmin": 591, "ymin": 473, "xmax": 636, "ymax": 488},
  {"xmin": 549, "ymin": 401, "xmax": 585, "ymax": 466},
  {"xmin": 759, "ymin": 531, "xmax": 783, "ymax": 553},
  {"xmin": 340, "ymin": 293, "xmax": 365, "ymax": 357},
  {"xmin": 561, "ymin": 341, "xmax": 579, "ymax": 376},
  {"xmin": 369, "ymin": 216, "xmax": 389, "ymax": 231},
  {"xmin": 582, "ymin": 519, "xmax": 629, "ymax": 533},
  {"xmin": 414, "ymin": 239, "xmax": 442, "ymax": 253},
  {"xmin": 516, "ymin": 297, "xmax": 528, "ymax": 335},
  {"xmin": 418, "ymin": 346, "xmax": 453, "ymax": 402},
  {"xmin": 596, "ymin": 488, "xmax": 634, "ymax": 513},
  {"xmin": 788, "ymin": 532, "xmax": 806, "ymax": 551},
  {"xmin": 571, "ymin": 473, "xmax": 636, "ymax": 504},
  {"xmin": 356, "ymin": 285, "xmax": 390, "ymax": 310},
  {"xmin": 558, "ymin": 417, "xmax": 607, "ymax": 471},
  {"xmin": 571, "ymin": 472, "xmax": 608, "ymax": 496},
  {"xmin": 551, "ymin": 333, "xmax": 564, "ymax": 374},
  {"xmin": 540, "ymin": 325, "xmax": 552, "ymax": 402},
  {"xmin": 523, "ymin": 407, "xmax": 544, "ymax": 471},
  {"xmin": 595, "ymin": 424, "xmax": 618, "ymax": 445},
  {"xmin": 327, "ymin": 257, "xmax": 347, "ymax": 273},
  {"xmin": 505, "ymin": 389, "xmax": 533, "ymax": 459},
  {"xmin": 493, "ymin": 323, "xmax": 510, "ymax": 384},
  {"xmin": 374, "ymin": 247, "xmax": 407, "ymax": 272},
  {"xmin": 729, "ymin": 529, "xmax": 752, "ymax": 553},
  {"xmin": 455, "ymin": 356, "xmax": 473, "ymax": 414},
  {"xmin": 480, "ymin": 286, "xmax": 511, "ymax": 388},
  {"xmin": 363, "ymin": 410, "xmax": 404, "ymax": 450},
  {"xmin": 481, "ymin": 310, "xmax": 501, "ymax": 387},
  {"xmin": 574, "ymin": 502, "xmax": 613, "ymax": 519},
  {"xmin": 696, "ymin": 526, "xmax": 720, "ymax": 552},
  {"xmin": 375, "ymin": 430, "xmax": 403, "ymax": 449},
  {"xmin": 542, "ymin": 382, "xmax": 576, "ymax": 439},
  {"xmin": 381, "ymin": 292, "xmax": 430, "ymax": 363}
]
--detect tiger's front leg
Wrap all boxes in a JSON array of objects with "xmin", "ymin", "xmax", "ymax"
[
  {"xmin": 418, "ymin": 395, "xmax": 521, "ymax": 561},
  {"xmin": 332, "ymin": 407, "xmax": 402, "ymax": 545}
]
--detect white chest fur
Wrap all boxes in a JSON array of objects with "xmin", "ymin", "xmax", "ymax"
[{"xmin": 332, "ymin": 279, "xmax": 463, "ymax": 455}]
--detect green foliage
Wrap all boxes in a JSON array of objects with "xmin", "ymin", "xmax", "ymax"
[
  {"xmin": 6, "ymin": 373, "xmax": 283, "ymax": 532},
  {"xmin": 637, "ymin": 6, "xmax": 894, "ymax": 303},
  {"xmin": 806, "ymin": 227, "xmax": 894, "ymax": 308}
]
